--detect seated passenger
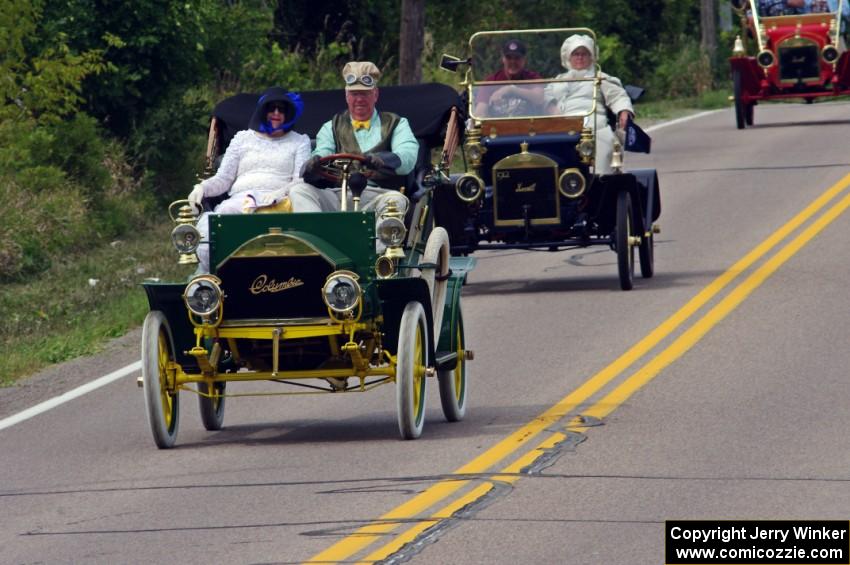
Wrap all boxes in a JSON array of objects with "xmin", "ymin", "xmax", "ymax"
[
  {"xmin": 544, "ymin": 35, "xmax": 634, "ymax": 175},
  {"xmin": 758, "ymin": 0, "xmax": 803, "ymax": 15},
  {"xmin": 757, "ymin": 0, "xmax": 837, "ymax": 15},
  {"xmin": 188, "ymin": 86, "xmax": 311, "ymax": 272},
  {"xmin": 289, "ymin": 61, "xmax": 419, "ymax": 238},
  {"xmin": 473, "ymin": 39, "xmax": 544, "ymax": 117}
]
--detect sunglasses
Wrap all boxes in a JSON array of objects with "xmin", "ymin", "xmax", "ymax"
[
  {"xmin": 266, "ymin": 102, "xmax": 288, "ymax": 114},
  {"xmin": 344, "ymin": 73, "xmax": 376, "ymax": 87}
]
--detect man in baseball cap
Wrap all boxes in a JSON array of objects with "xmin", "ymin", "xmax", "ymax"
[
  {"xmin": 502, "ymin": 39, "xmax": 527, "ymax": 57},
  {"xmin": 474, "ymin": 38, "xmax": 543, "ymax": 117}
]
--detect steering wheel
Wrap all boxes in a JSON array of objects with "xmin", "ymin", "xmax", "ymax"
[
  {"xmin": 315, "ymin": 153, "xmax": 375, "ymax": 182},
  {"xmin": 488, "ymin": 85, "xmax": 535, "ymax": 118}
]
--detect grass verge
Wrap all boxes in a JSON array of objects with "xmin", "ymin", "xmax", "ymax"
[{"xmin": 0, "ymin": 219, "xmax": 192, "ymax": 386}]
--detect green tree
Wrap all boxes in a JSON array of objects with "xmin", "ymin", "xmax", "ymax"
[{"xmin": 1, "ymin": 0, "xmax": 108, "ymax": 122}]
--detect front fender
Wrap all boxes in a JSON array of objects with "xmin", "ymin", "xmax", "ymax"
[
  {"xmin": 375, "ymin": 277, "xmax": 435, "ymax": 365},
  {"xmin": 141, "ymin": 282, "xmax": 199, "ymax": 372}
]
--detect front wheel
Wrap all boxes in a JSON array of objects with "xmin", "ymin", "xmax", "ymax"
[
  {"xmin": 733, "ymin": 69, "xmax": 746, "ymax": 130},
  {"xmin": 142, "ymin": 311, "xmax": 180, "ymax": 448},
  {"xmin": 616, "ymin": 190, "xmax": 635, "ymax": 291},
  {"xmin": 396, "ymin": 301, "xmax": 429, "ymax": 439},
  {"xmin": 198, "ymin": 381, "xmax": 226, "ymax": 431},
  {"xmin": 438, "ymin": 308, "xmax": 468, "ymax": 422}
]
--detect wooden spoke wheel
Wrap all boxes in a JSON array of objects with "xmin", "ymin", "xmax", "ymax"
[
  {"xmin": 198, "ymin": 381, "xmax": 226, "ymax": 431},
  {"xmin": 420, "ymin": 227, "xmax": 451, "ymax": 340},
  {"xmin": 638, "ymin": 223, "xmax": 655, "ymax": 279},
  {"xmin": 438, "ymin": 308, "xmax": 468, "ymax": 422},
  {"xmin": 616, "ymin": 190, "xmax": 635, "ymax": 291},
  {"xmin": 396, "ymin": 301, "xmax": 429, "ymax": 439},
  {"xmin": 733, "ymin": 69, "xmax": 747, "ymax": 130},
  {"xmin": 142, "ymin": 311, "xmax": 180, "ymax": 448}
]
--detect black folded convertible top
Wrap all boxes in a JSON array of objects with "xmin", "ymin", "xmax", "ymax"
[{"xmin": 212, "ymin": 82, "xmax": 462, "ymax": 154}]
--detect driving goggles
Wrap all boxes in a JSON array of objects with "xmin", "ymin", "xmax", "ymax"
[{"xmin": 344, "ymin": 73, "xmax": 376, "ymax": 88}]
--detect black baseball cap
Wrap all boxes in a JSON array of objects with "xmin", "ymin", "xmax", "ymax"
[{"xmin": 502, "ymin": 39, "xmax": 526, "ymax": 56}]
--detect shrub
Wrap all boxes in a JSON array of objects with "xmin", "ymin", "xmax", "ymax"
[
  {"xmin": 647, "ymin": 38, "xmax": 714, "ymax": 99},
  {"xmin": 0, "ymin": 176, "xmax": 90, "ymax": 281},
  {"xmin": 0, "ymin": 109, "xmax": 149, "ymax": 282}
]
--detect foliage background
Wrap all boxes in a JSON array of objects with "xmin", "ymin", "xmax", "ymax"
[
  {"xmin": 0, "ymin": 0, "xmax": 731, "ymax": 377},
  {"xmin": 2, "ymin": 0, "xmax": 728, "ymax": 238}
]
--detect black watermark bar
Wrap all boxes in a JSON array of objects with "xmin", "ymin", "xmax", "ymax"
[{"xmin": 666, "ymin": 520, "xmax": 850, "ymax": 564}]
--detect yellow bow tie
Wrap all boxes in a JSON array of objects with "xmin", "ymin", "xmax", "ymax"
[{"xmin": 352, "ymin": 119, "xmax": 370, "ymax": 131}]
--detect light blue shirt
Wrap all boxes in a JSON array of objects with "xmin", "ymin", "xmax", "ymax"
[{"xmin": 312, "ymin": 110, "xmax": 420, "ymax": 175}]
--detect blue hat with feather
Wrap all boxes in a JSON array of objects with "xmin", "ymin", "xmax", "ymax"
[{"xmin": 248, "ymin": 86, "xmax": 304, "ymax": 134}]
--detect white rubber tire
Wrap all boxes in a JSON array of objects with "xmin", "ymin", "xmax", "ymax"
[
  {"xmin": 142, "ymin": 311, "xmax": 180, "ymax": 449},
  {"xmin": 396, "ymin": 301, "xmax": 429, "ymax": 439},
  {"xmin": 420, "ymin": 227, "xmax": 450, "ymax": 342}
]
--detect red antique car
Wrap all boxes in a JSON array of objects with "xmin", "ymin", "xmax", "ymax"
[{"xmin": 729, "ymin": 0, "xmax": 850, "ymax": 128}]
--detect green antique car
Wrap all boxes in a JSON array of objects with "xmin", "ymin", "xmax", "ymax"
[{"xmin": 140, "ymin": 84, "xmax": 474, "ymax": 448}]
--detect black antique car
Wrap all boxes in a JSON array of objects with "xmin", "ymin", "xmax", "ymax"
[
  {"xmin": 140, "ymin": 83, "xmax": 475, "ymax": 448},
  {"xmin": 433, "ymin": 28, "xmax": 661, "ymax": 290}
]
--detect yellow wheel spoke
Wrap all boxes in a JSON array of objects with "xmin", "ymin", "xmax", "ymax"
[
  {"xmin": 413, "ymin": 325, "xmax": 424, "ymax": 413},
  {"xmin": 454, "ymin": 325, "xmax": 464, "ymax": 400},
  {"xmin": 157, "ymin": 330, "xmax": 173, "ymax": 428}
]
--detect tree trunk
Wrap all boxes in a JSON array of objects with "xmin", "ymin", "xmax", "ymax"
[
  {"xmin": 700, "ymin": 0, "xmax": 718, "ymax": 59},
  {"xmin": 399, "ymin": 0, "xmax": 425, "ymax": 85}
]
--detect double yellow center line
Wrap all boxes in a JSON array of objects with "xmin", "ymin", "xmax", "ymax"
[{"xmin": 306, "ymin": 171, "xmax": 850, "ymax": 564}]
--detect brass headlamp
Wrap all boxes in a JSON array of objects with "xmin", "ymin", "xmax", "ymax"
[
  {"xmin": 379, "ymin": 202, "xmax": 406, "ymax": 261},
  {"xmin": 577, "ymin": 127, "xmax": 595, "ymax": 164},
  {"xmin": 168, "ymin": 200, "xmax": 201, "ymax": 265}
]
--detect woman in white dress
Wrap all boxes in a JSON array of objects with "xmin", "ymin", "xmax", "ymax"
[
  {"xmin": 187, "ymin": 86, "xmax": 312, "ymax": 271},
  {"xmin": 544, "ymin": 35, "xmax": 634, "ymax": 174}
]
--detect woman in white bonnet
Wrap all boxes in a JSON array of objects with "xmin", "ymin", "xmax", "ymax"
[{"xmin": 544, "ymin": 34, "xmax": 634, "ymax": 174}]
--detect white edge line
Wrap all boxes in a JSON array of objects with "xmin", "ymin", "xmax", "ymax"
[
  {"xmin": 644, "ymin": 109, "xmax": 723, "ymax": 133},
  {"xmin": 0, "ymin": 361, "xmax": 142, "ymax": 432}
]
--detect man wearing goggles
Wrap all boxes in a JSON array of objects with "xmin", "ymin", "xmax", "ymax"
[
  {"xmin": 344, "ymin": 73, "xmax": 377, "ymax": 88},
  {"xmin": 290, "ymin": 61, "xmax": 419, "ymax": 231}
]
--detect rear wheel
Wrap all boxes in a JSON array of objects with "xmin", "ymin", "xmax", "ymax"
[
  {"xmin": 733, "ymin": 69, "xmax": 746, "ymax": 130},
  {"xmin": 616, "ymin": 190, "xmax": 635, "ymax": 291},
  {"xmin": 438, "ymin": 308, "xmax": 468, "ymax": 422},
  {"xmin": 421, "ymin": 227, "xmax": 450, "ymax": 339},
  {"xmin": 638, "ymin": 227, "xmax": 654, "ymax": 279},
  {"xmin": 198, "ymin": 381, "xmax": 226, "ymax": 431},
  {"xmin": 142, "ymin": 311, "xmax": 180, "ymax": 449},
  {"xmin": 396, "ymin": 302, "xmax": 428, "ymax": 439}
]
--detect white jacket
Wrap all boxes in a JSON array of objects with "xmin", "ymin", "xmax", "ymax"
[
  {"xmin": 543, "ymin": 34, "xmax": 634, "ymax": 174},
  {"xmin": 200, "ymin": 129, "xmax": 311, "ymax": 202}
]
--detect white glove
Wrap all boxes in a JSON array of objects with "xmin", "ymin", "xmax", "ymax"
[
  {"xmin": 241, "ymin": 195, "xmax": 257, "ymax": 214},
  {"xmin": 188, "ymin": 184, "xmax": 204, "ymax": 212}
]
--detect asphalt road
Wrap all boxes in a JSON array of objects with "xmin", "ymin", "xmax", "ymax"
[{"xmin": 2, "ymin": 101, "xmax": 850, "ymax": 565}]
